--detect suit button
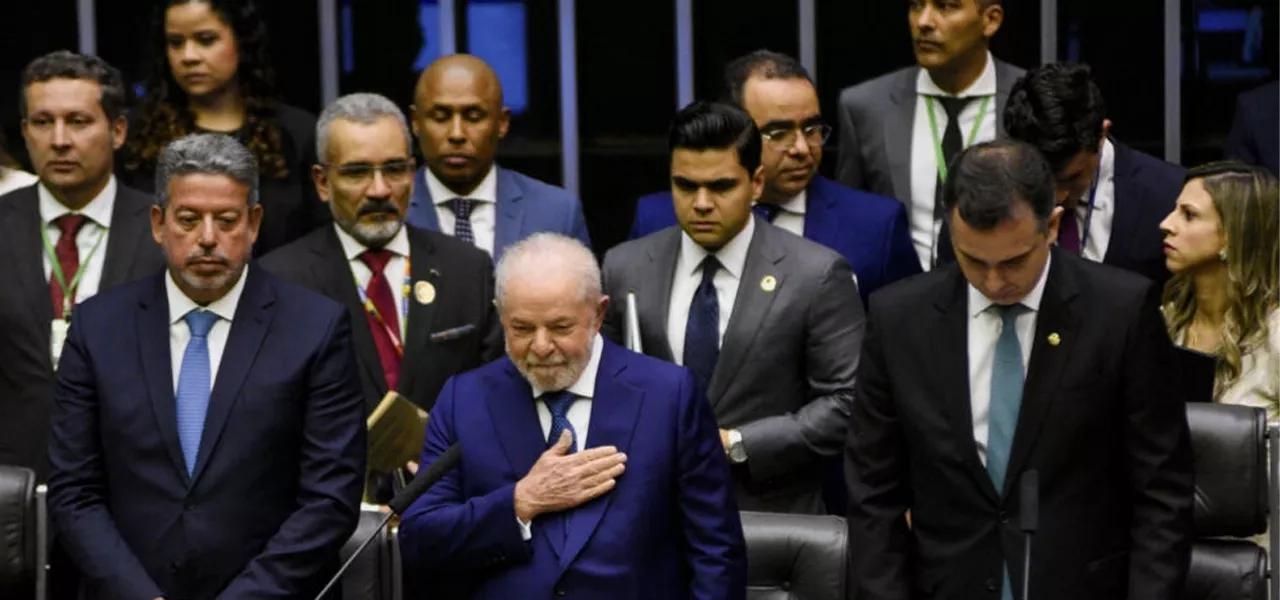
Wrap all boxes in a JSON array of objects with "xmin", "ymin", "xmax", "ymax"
[
  {"xmin": 169, "ymin": 561, "xmax": 181, "ymax": 573},
  {"xmin": 554, "ymin": 588, "xmax": 567, "ymax": 596},
  {"xmin": 985, "ymin": 577, "xmax": 998, "ymax": 592},
  {"xmin": 998, "ymin": 510, "xmax": 1009, "ymax": 524}
]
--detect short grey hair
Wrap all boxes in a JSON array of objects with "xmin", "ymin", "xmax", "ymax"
[
  {"xmin": 155, "ymin": 133, "xmax": 259, "ymax": 206},
  {"xmin": 315, "ymin": 93, "xmax": 412, "ymax": 162},
  {"xmin": 495, "ymin": 233, "xmax": 601, "ymax": 311}
]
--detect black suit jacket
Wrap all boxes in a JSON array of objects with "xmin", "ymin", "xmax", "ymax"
[
  {"xmin": 846, "ymin": 249, "xmax": 1193, "ymax": 599},
  {"xmin": 0, "ymin": 182, "xmax": 164, "ymax": 479},
  {"xmin": 259, "ymin": 224, "xmax": 502, "ymax": 413}
]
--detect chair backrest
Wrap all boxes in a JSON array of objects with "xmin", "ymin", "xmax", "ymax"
[
  {"xmin": 0, "ymin": 465, "xmax": 36, "ymax": 599},
  {"xmin": 742, "ymin": 511, "xmax": 846, "ymax": 600},
  {"xmin": 340, "ymin": 507, "xmax": 402, "ymax": 600},
  {"xmin": 1183, "ymin": 539, "xmax": 1268, "ymax": 600},
  {"xmin": 1186, "ymin": 403, "xmax": 1268, "ymax": 537}
]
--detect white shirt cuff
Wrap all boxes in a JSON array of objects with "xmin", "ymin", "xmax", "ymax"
[{"xmin": 516, "ymin": 516, "xmax": 532, "ymax": 541}]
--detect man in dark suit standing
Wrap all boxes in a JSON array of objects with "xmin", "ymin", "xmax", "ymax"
[
  {"xmin": 48, "ymin": 133, "xmax": 366, "ymax": 599},
  {"xmin": 1004, "ymin": 62, "xmax": 1185, "ymax": 285},
  {"xmin": 631, "ymin": 50, "xmax": 920, "ymax": 304},
  {"xmin": 1224, "ymin": 81, "xmax": 1279, "ymax": 176},
  {"xmin": 398, "ymin": 233, "xmax": 745, "ymax": 599},
  {"xmin": 261, "ymin": 92, "xmax": 501, "ymax": 416},
  {"xmin": 603, "ymin": 102, "xmax": 865, "ymax": 514},
  {"xmin": 846, "ymin": 139, "xmax": 1192, "ymax": 599},
  {"xmin": 0, "ymin": 51, "xmax": 163, "ymax": 481},
  {"xmin": 406, "ymin": 54, "xmax": 592, "ymax": 259},
  {"xmin": 837, "ymin": 0, "xmax": 1023, "ymax": 270}
]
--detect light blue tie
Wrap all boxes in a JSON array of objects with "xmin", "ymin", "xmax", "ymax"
[
  {"xmin": 176, "ymin": 310, "xmax": 218, "ymax": 475},
  {"xmin": 987, "ymin": 303, "xmax": 1025, "ymax": 600}
]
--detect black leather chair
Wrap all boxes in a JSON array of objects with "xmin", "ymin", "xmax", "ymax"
[
  {"xmin": 0, "ymin": 465, "xmax": 37, "ymax": 600},
  {"xmin": 339, "ymin": 507, "xmax": 402, "ymax": 600},
  {"xmin": 1182, "ymin": 403, "xmax": 1274, "ymax": 600},
  {"xmin": 742, "ymin": 510, "xmax": 846, "ymax": 600}
]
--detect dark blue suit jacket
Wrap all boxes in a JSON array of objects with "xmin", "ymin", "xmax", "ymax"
[
  {"xmin": 47, "ymin": 267, "xmax": 367, "ymax": 600},
  {"xmin": 398, "ymin": 339, "xmax": 746, "ymax": 600},
  {"xmin": 408, "ymin": 166, "xmax": 593, "ymax": 259},
  {"xmin": 628, "ymin": 175, "xmax": 920, "ymax": 303},
  {"xmin": 1225, "ymin": 81, "xmax": 1279, "ymax": 176}
]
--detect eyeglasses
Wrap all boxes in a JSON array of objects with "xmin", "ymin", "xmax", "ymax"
[
  {"xmin": 759, "ymin": 123, "xmax": 832, "ymax": 149},
  {"xmin": 324, "ymin": 158, "xmax": 416, "ymax": 184}
]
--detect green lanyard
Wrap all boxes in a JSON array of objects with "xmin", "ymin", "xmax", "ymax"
[
  {"xmin": 40, "ymin": 217, "xmax": 107, "ymax": 319},
  {"xmin": 925, "ymin": 95, "xmax": 991, "ymax": 184}
]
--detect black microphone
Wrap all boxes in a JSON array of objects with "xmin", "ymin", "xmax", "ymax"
[
  {"xmin": 1019, "ymin": 470, "xmax": 1039, "ymax": 600},
  {"xmin": 315, "ymin": 443, "xmax": 462, "ymax": 600}
]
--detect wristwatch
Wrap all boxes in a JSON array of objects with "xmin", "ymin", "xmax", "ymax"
[{"xmin": 726, "ymin": 429, "xmax": 747, "ymax": 464}]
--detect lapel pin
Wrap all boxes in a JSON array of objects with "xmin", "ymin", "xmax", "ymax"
[
  {"xmin": 760, "ymin": 275, "xmax": 777, "ymax": 292},
  {"xmin": 414, "ymin": 281, "xmax": 436, "ymax": 305},
  {"xmin": 1047, "ymin": 332, "xmax": 1061, "ymax": 347}
]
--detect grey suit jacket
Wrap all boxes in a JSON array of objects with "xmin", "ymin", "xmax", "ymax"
[
  {"xmin": 600, "ymin": 222, "xmax": 865, "ymax": 513},
  {"xmin": 835, "ymin": 58, "xmax": 1025, "ymax": 204},
  {"xmin": 0, "ymin": 182, "xmax": 165, "ymax": 479}
]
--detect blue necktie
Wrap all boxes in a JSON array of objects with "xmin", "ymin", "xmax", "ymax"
[
  {"xmin": 543, "ymin": 391, "xmax": 577, "ymax": 453},
  {"xmin": 449, "ymin": 198, "xmax": 476, "ymax": 245},
  {"xmin": 176, "ymin": 310, "xmax": 218, "ymax": 475},
  {"xmin": 683, "ymin": 256, "xmax": 721, "ymax": 392},
  {"xmin": 987, "ymin": 303, "xmax": 1025, "ymax": 600}
]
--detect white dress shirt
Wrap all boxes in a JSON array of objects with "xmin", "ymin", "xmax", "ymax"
[
  {"xmin": 517, "ymin": 333, "xmax": 605, "ymax": 539},
  {"xmin": 757, "ymin": 190, "xmax": 806, "ymax": 237},
  {"xmin": 1071, "ymin": 138, "xmax": 1116, "ymax": 263},
  {"xmin": 166, "ymin": 268, "xmax": 249, "ymax": 393},
  {"xmin": 333, "ymin": 224, "xmax": 411, "ymax": 340},
  {"xmin": 424, "ymin": 166, "xmax": 498, "ymax": 256},
  {"xmin": 966, "ymin": 254, "xmax": 1051, "ymax": 467},
  {"xmin": 666, "ymin": 215, "xmax": 756, "ymax": 364},
  {"xmin": 910, "ymin": 52, "xmax": 999, "ymax": 270},
  {"xmin": 38, "ymin": 176, "xmax": 116, "ymax": 306}
]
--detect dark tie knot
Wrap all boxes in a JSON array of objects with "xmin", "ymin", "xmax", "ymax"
[
  {"xmin": 449, "ymin": 198, "xmax": 476, "ymax": 219},
  {"xmin": 184, "ymin": 309, "xmax": 218, "ymax": 338},
  {"xmin": 359, "ymin": 248, "xmax": 394, "ymax": 274},
  {"xmin": 935, "ymin": 95, "xmax": 974, "ymax": 120},
  {"xmin": 698, "ymin": 255, "xmax": 721, "ymax": 283},
  {"xmin": 542, "ymin": 391, "xmax": 576, "ymax": 417},
  {"xmin": 54, "ymin": 213, "xmax": 88, "ymax": 238},
  {"xmin": 752, "ymin": 203, "xmax": 782, "ymax": 223}
]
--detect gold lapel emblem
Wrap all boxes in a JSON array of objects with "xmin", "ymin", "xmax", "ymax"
[
  {"xmin": 414, "ymin": 281, "xmax": 436, "ymax": 305},
  {"xmin": 1047, "ymin": 332, "xmax": 1061, "ymax": 347},
  {"xmin": 760, "ymin": 275, "xmax": 777, "ymax": 292}
]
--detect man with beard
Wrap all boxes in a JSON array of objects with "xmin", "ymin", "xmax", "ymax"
[
  {"xmin": 47, "ymin": 133, "xmax": 367, "ymax": 599},
  {"xmin": 261, "ymin": 93, "xmax": 501, "ymax": 417},
  {"xmin": 398, "ymin": 233, "xmax": 746, "ymax": 599}
]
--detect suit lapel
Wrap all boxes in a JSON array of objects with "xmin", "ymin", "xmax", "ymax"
[
  {"xmin": 885, "ymin": 69, "xmax": 917, "ymax": 203},
  {"xmin": 484, "ymin": 362, "xmax": 556, "ymax": 554},
  {"xmin": 638, "ymin": 229, "xmax": 679, "ymax": 363},
  {"xmin": 1103, "ymin": 142, "xmax": 1138, "ymax": 267},
  {"xmin": 190, "ymin": 268, "xmax": 275, "ymax": 484},
  {"xmin": 800, "ymin": 178, "xmax": 837, "ymax": 247},
  {"xmin": 99, "ymin": 187, "xmax": 149, "ymax": 289},
  {"xmin": 315, "ymin": 228, "xmax": 387, "ymax": 395},
  {"xmin": 401, "ymin": 228, "xmax": 439, "ymax": 385},
  {"xmin": 494, "ymin": 168, "xmax": 525, "ymax": 260},
  {"xmin": 137, "ymin": 274, "xmax": 189, "ymax": 483},
  {"xmin": 1004, "ymin": 252, "xmax": 1079, "ymax": 494},
  {"xmin": 993, "ymin": 59, "xmax": 1019, "ymax": 137},
  {"xmin": 560, "ymin": 341, "xmax": 643, "ymax": 570},
  {"xmin": 707, "ymin": 225, "xmax": 786, "ymax": 405},
  {"xmin": 410, "ymin": 167, "xmax": 442, "ymax": 232},
  {"xmin": 933, "ymin": 267, "xmax": 1000, "ymax": 504},
  {"xmin": 0, "ymin": 189, "xmax": 54, "ymax": 343}
]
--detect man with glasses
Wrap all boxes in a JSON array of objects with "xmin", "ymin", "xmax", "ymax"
[
  {"xmin": 262, "ymin": 93, "xmax": 501, "ymax": 430},
  {"xmin": 630, "ymin": 50, "xmax": 919, "ymax": 303}
]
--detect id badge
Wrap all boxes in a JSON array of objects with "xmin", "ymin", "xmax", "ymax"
[{"xmin": 51, "ymin": 319, "xmax": 70, "ymax": 369}]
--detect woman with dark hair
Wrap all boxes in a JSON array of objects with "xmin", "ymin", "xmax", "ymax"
[
  {"xmin": 122, "ymin": 0, "xmax": 326, "ymax": 255},
  {"xmin": 1160, "ymin": 161, "xmax": 1279, "ymax": 421}
]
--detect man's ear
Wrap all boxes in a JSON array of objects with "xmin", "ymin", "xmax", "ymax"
[
  {"xmin": 496, "ymin": 107, "xmax": 512, "ymax": 140},
  {"xmin": 312, "ymin": 164, "xmax": 332, "ymax": 203},
  {"xmin": 150, "ymin": 204, "xmax": 165, "ymax": 246},
  {"xmin": 1046, "ymin": 204, "xmax": 1064, "ymax": 243},
  {"xmin": 750, "ymin": 165, "xmax": 766, "ymax": 201},
  {"xmin": 110, "ymin": 114, "xmax": 128, "ymax": 150},
  {"xmin": 981, "ymin": 2, "xmax": 1004, "ymax": 39}
]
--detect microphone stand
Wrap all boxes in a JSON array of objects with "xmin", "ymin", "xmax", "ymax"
[{"xmin": 1019, "ymin": 470, "xmax": 1039, "ymax": 600}]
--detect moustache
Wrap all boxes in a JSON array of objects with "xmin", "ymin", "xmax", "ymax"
[
  {"xmin": 357, "ymin": 199, "xmax": 401, "ymax": 218},
  {"xmin": 185, "ymin": 249, "xmax": 230, "ymax": 266}
]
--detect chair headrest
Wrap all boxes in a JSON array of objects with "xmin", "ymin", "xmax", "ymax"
[
  {"xmin": 741, "ymin": 511, "xmax": 846, "ymax": 600},
  {"xmin": 1186, "ymin": 403, "xmax": 1268, "ymax": 537}
]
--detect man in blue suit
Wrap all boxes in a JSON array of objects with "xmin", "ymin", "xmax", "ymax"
[
  {"xmin": 630, "ymin": 50, "xmax": 920, "ymax": 303},
  {"xmin": 47, "ymin": 134, "xmax": 367, "ymax": 599},
  {"xmin": 399, "ymin": 233, "xmax": 745, "ymax": 599},
  {"xmin": 407, "ymin": 54, "xmax": 592, "ymax": 259}
]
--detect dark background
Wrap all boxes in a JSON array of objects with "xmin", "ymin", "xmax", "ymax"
[{"xmin": 2, "ymin": 0, "xmax": 1274, "ymax": 255}]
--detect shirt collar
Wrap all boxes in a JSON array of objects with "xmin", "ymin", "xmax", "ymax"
[
  {"xmin": 425, "ymin": 164, "xmax": 498, "ymax": 205},
  {"xmin": 678, "ymin": 212, "xmax": 756, "ymax": 280},
  {"xmin": 38, "ymin": 175, "xmax": 117, "ymax": 228},
  {"xmin": 760, "ymin": 189, "xmax": 807, "ymax": 216},
  {"xmin": 967, "ymin": 252, "xmax": 1052, "ymax": 318},
  {"xmin": 333, "ymin": 222, "xmax": 411, "ymax": 261},
  {"xmin": 917, "ymin": 51, "xmax": 997, "ymax": 98},
  {"xmin": 166, "ymin": 265, "xmax": 248, "ymax": 325},
  {"xmin": 1088, "ymin": 138, "xmax": 1116, "ymax": 211},
  {"xmin": 530, "ymin": 333, "xmax": 605, "ymax": 399}
]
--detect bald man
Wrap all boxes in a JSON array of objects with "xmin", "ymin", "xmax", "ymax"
[{"xmin": 407, "ymin": 54, "xmax": 592, "ymax": 259}]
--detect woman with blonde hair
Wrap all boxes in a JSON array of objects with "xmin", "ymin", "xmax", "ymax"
[{"xmin": 1159, "ymin": 161, "xmax": 1279, "ymax": 420}]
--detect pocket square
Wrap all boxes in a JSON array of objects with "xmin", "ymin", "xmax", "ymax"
[{"xmin": 429, "ymin": 324, "xmax": 477, "ymax": 342}]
